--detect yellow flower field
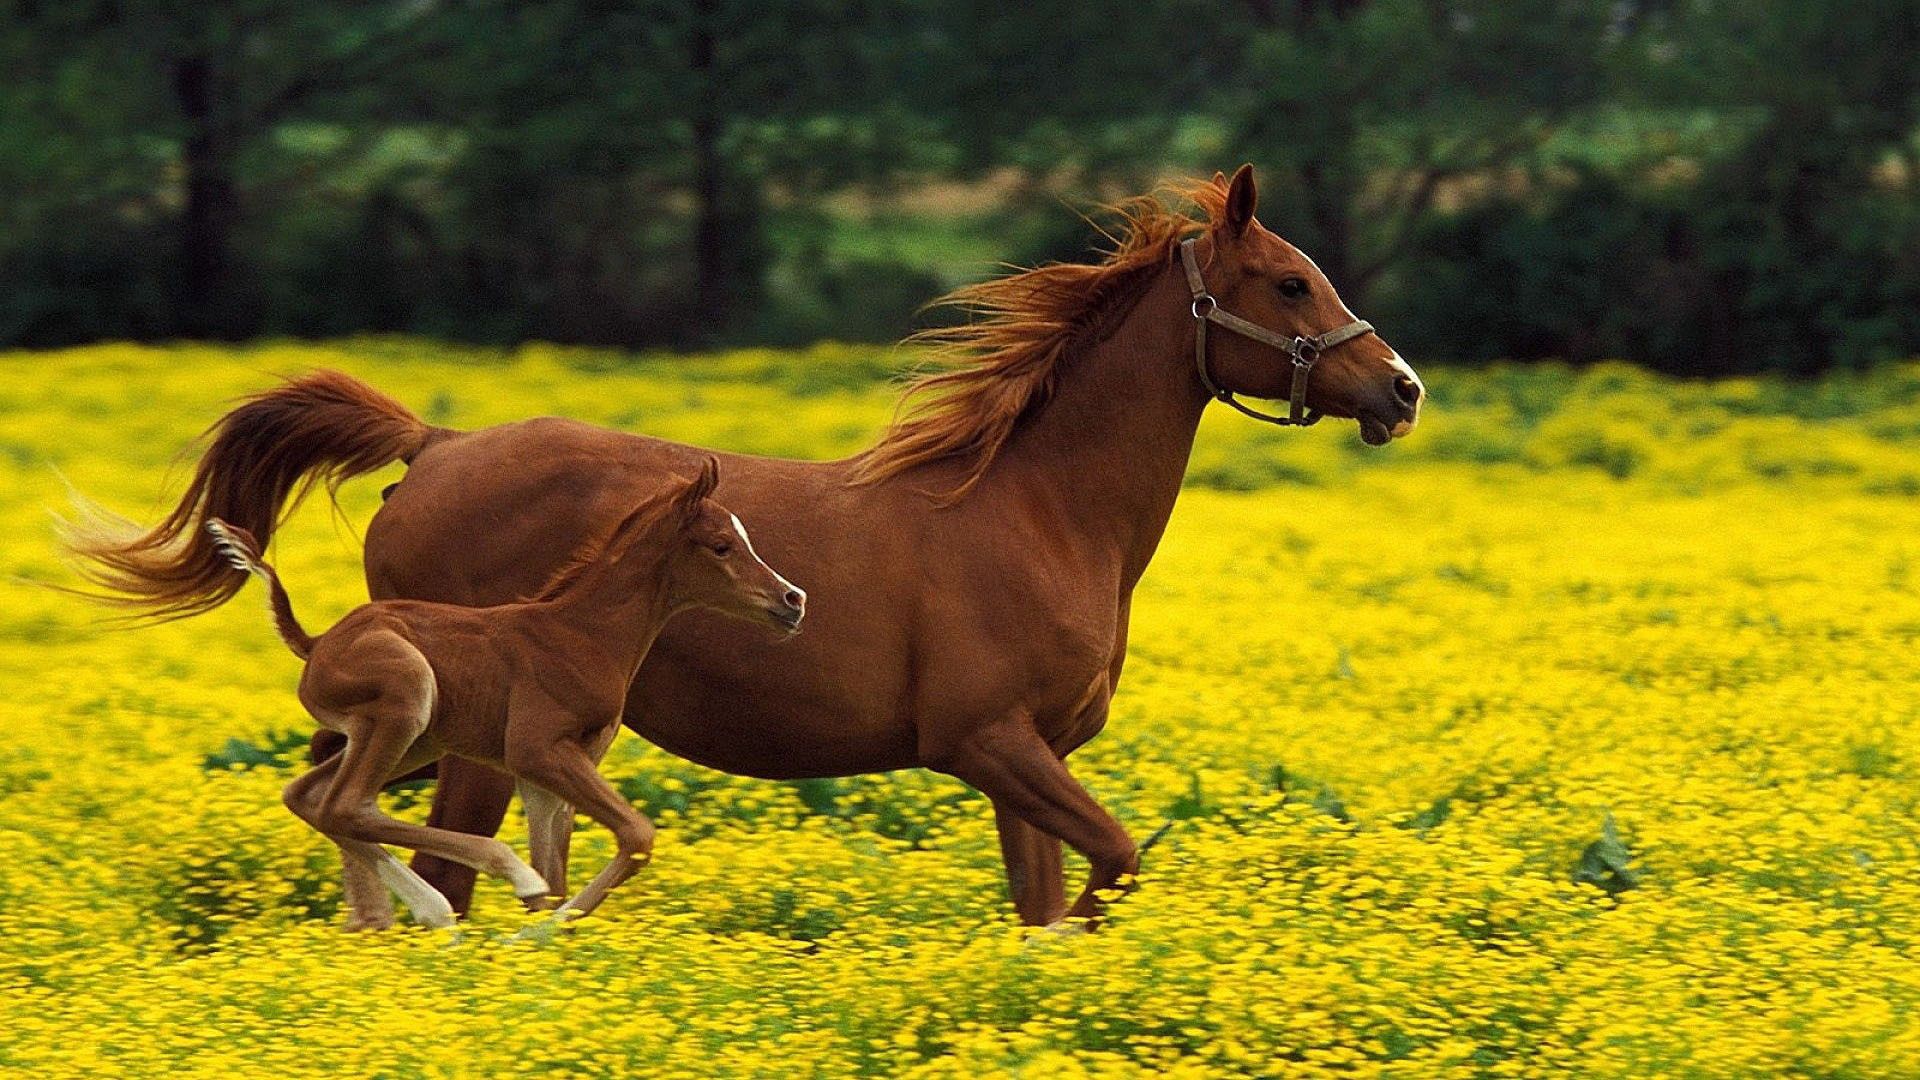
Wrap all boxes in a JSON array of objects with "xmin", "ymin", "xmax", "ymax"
[{"xmin": 3, "ymin": 342, "xmax": 1919, "ymax": 1077}]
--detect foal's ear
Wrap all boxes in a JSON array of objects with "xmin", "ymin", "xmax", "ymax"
[
  {"xmin": 1223, "ymin": 163, "xmax": 1258, "ymax": 237},
  {"xmin": 675, "ymin": 455, "xmax": 721, "ymax": 519}
]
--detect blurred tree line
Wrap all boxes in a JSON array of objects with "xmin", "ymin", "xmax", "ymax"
[{"xmin": 3, "ymin": 0, "xmax": 1917, "ymax": 373}]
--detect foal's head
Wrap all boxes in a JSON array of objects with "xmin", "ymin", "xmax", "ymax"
[
  {"xmin": 1192, "ymin": 165, "xmax": 1424, "ymax": 444},
  {"xmin": 608, "ymin": 457, "xmax": 806, "ymax": 634}
]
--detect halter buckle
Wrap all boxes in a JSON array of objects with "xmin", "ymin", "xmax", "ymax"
[
  {"xmin": 1190, "ymin": 295, "xmax": 1217, "ymax": 319},
  {"xmin": 1289, "ymin": 337, "xmax": 1320, "ymax": 366}
]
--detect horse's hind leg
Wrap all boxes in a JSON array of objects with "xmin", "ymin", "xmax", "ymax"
[{"xmin": 934, "ymin": 716, "xmax": 1136, "ymax": 928}]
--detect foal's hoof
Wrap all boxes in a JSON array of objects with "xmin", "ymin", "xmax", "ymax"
[
  {"xmin": 342, "ymin": 913, "xmax": 395, "ymax": 933},
  {"xmin": 508, "ymin": 908, "xmax": 581, "ymax": 945},
  {"xmin": 1040, "ymin": 918, "xmax": 1092, "ymax": 937},
  {"xmin": 521, "ymin": 893, "xmax": 562, "ymax": 913},
  {"xmin": 412, "ymin": 909, "xmax": 459, "ymax": 931}
]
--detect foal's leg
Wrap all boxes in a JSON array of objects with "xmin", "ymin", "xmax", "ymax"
[
  {"xmin": 936, "ymin": 717, "xmax": 1136, "ymax": 926},
  {"xmin": 509, "ymin": 730, "xmax": 654, "ymax": 920},
  {"xmin": 409, "ymin": 756, "xmax": 516, "ymax": 916},
  {"xmin": 316, "ymin": 715, "xmax": 549, "ymax": 911},
  {"xmin": 285, "ymin": 754, "xmax": 453, "ymax": 929},
  {"xmin": 518, "ymin": 722, "xmax": 613, "ymax": 904},
  {"xmin": 518, "ymin": 780, "xmax": 571, "ymax": 906}
]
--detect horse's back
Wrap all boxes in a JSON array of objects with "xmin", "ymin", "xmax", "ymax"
[{"xmin": 364, "ymin": 417, "xmax": 926, "ymax": 778}]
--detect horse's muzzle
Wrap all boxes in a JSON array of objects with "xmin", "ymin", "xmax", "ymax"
[{"xmin": 1359, "ymin": 368, "xmax": 1423, "ymax": 445}]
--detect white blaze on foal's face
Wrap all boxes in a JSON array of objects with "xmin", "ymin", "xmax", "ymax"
[{"xmin": 729, "ymin": 513, "xmax": 802, "ymax": 603}]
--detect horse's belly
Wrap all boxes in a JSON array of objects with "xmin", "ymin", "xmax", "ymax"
[
  {"xmin": 624, "ymin": 657, "xmax": 919, "ymax": 779},
  {"xmin": 616, "ymin": 593, "xmax": 922, "ymax": 779}
]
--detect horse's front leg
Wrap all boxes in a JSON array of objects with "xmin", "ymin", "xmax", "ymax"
[
  {"xmin": 935, "ymin": 716, "xmax": 1136, "ymax": 928},
  {"xmin": 994, "ymin": 802, "xmax": 1066, "ymax": 926},
  {"xmin": 994, "ymin": 679, "xmax": 1117, "ymax": 926}
]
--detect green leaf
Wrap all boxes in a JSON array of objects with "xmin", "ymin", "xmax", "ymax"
[{"xmin": 1573, "ymin": 812, "xmax": 1642, "ymax": 895}]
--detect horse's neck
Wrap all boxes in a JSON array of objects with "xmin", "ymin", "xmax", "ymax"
[
  {"xmin": 992, "ymin": 268, "xmax": 1209, "ymax": 589},
  {"xmin": 540, "ymin": 558, "xmax": 672, "ymax": 670}
]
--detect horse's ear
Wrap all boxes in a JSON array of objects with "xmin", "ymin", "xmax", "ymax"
[
  {"xmin": 676, "ymin": 455, "xmax": 721, "ymax": 519},
  {"xmin": 1223, "ymin": 163, "xmax": 1257, "ymax": 237},
  {"xmin": 1211, "ymin": 170, "xmax": 1228, "ymax": 187}
]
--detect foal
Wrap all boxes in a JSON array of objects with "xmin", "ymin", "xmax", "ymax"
[{"xmin": 207, "ymin": 458, "xmax": 805, "ymax": 928}]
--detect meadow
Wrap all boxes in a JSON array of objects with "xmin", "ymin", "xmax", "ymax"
[{"xmin": 2, "ymin": 342, "xmax": 1919, "ymax": 1077}]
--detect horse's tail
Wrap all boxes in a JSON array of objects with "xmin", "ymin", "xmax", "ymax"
[
  {"xmin": 204, "ymin": 519, "xmax": 315, "ymax": 660},
  {"xmin": 60, "ymin": 370, "xmax": 437, "ymax": 622}
]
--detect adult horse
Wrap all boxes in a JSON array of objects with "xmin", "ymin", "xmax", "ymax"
[{"xmin": 70, "ymin": 166, "xmax": 1423, "ymax": 927}]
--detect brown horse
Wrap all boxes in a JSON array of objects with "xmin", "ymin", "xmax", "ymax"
[
  {"xmin": 68, "ymin": 166, "xmax": 1423, "ymax": 927},
  {"xmin": 203, "ymin": 459, "xmax": 804, "ymax": 928}
]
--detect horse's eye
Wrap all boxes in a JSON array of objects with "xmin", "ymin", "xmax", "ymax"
[
  {"xmin": 1278, "ymin": 278, "xmax": 1310, "ymax": 299},
  {"xmin": 711, "ymin": 541, "xmax": 732, "ymax": 557}
]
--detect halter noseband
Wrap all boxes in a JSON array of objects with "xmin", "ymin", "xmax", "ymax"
[{"xmin": 1179, "ymin": 237, "xmax": 1376, "ymax": 427}]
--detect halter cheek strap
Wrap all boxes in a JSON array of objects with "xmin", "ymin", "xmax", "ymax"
[{"xmin": 1179, "ymin": 237, "xmax": 1376, "ymax": 427}]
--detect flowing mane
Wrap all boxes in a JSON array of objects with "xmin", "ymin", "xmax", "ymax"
[{"xmin": 853, "ymin": 177, "xmax": 1232, "ymax": 500}]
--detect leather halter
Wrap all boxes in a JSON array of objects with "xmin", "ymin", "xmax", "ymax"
[{"xmin": 1179, "ymin": 237, "xmax": 1377, "ymax": 427}]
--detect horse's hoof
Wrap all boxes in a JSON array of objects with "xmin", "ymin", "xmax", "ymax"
[
  {"xmin": 342, "ymin": 914, "xmax": 394, "ymax": 932},
  {"xmin": 520, "ymin": 893, "xmax": 562, "ymax": 913},
  {"xmin": 1021, "ymin": 918, "xmax": 1091, "ymax": 948}
]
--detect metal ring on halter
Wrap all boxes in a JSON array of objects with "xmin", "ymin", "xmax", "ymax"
[{"xmin": 1177, "ymin": 236, "xmax": 1375, "ymax": 429}]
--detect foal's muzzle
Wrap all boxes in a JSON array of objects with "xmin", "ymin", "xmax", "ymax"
[{"xmin": 765, "ymin": 587, "xmax": 806, "ymax": 633}]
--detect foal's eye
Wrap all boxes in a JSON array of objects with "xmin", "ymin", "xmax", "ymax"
[
  {"xmin": 1278, "ymin": 278, "xmax": 1310, "ymax": 299},
  {"xmin": 711, "ymin": 541, "xmax": 732, "ymax": 557}
]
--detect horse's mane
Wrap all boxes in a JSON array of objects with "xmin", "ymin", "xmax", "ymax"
[{"xmin": 853, "ymin": 176, "xmax": 1231, "ymax": 500}]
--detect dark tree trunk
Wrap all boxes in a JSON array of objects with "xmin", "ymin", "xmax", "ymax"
[
  {"xmin": 1300, "ymin": 159, "xmax": 1361, "ymax": 302},
  {"xmin": 690, "ymin": 0, "xmax": 725, "ymax": 340},
  {"xmin": 173, "ymin": 54, "xmax": 240, "ymax": 339}
]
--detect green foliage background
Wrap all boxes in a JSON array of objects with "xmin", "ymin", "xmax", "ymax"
[{"xmin": 3, "ymin": 0, "xmax": 1917, "ymax": 372}]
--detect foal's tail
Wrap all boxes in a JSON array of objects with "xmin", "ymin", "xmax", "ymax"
[
  {"xmin": 204, "ymin": 519, "xmax": 314, "ymax": 660},
  {"xmin": 59, "ymin": 371, "xmax": 437, "ymax": 622}
]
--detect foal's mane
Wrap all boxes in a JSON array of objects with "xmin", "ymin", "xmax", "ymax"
[
  {"xmin": 523, "ymin": 500, "xmax": 667, "ymax": 603},
  {"xmin": 853, "ymin": 177, "xmax": 1231, "ymax": 500},
  {"xmin": 527, "ymin": 459, "xmax": 717, "ymax": 602}
]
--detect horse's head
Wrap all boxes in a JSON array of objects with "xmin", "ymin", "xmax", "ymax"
[
  {"xmin": 1189, "ymin": 165, "xmax": 1423, "ymax": 445},
  {"xmin": 659, "ymin": 457, "xmax": 806, "ymax": 635}
]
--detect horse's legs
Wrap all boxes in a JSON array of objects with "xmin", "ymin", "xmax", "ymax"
[
  {"xmin": 409, "ymin": 755, "xmax": 517, "ymax": 915},
  {"xmin": 520, "ymin": 723, "xmax": 614, "ymax": 902},
  {"xmin": 937, "ymin": 719, "xmax": 1135, "ymax": 926},
  {"xmin": 315, "ymin": 716, "xmax": 548, "ymax": 910},
  {"xmin": 509, "ymin": 732, "xmax": 653, "ymax": 920},
  {"xmin": 284, "ymin": 753, "xmax": 451, "ymax": 929},
  {"xmin": 993, "ymin": 802, "xmax": 1066, "ymax": 926},
  {"xmin": 518, "ymin": 780, "xmax": 571, "ymax": 906}
]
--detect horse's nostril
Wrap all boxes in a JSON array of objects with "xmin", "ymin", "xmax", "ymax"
[
  {"xmin": 784, "ymin": 589, "xmax": 805, "ymax": 610},
  {"xmin": 1393, "ymin": 375, "xmax": 1421, "ymax": 409}
]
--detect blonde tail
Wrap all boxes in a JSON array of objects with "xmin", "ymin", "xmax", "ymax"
[{"xmin": 205, "ymin": 519, "xmax": 315, "ymax": 659}]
